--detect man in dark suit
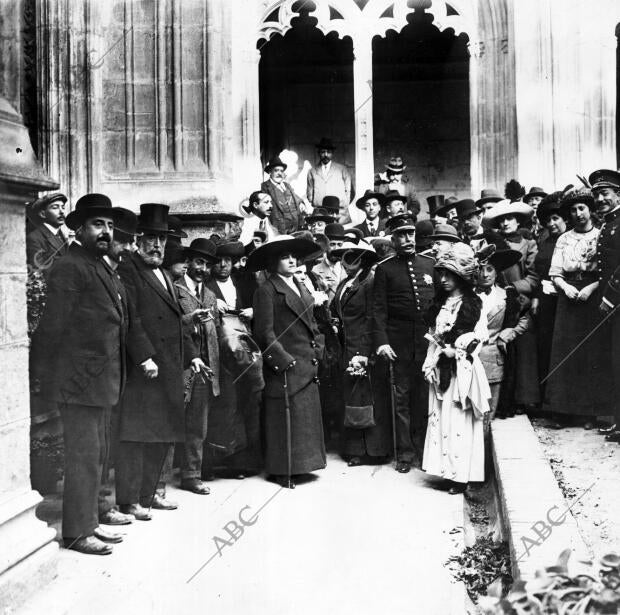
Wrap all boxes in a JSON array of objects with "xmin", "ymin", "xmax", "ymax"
[
  {"xmin": 372, "ymin": 214, "xmax": 437, "ymax": 473},
  {"xmin": 374, "ymin": 157, "xmax": 419, "ymax": 216},
  {"xmin": 26, "ymin": 192, "xmax": 69, "ymax": 274},
  {"xmin": 592, "ymin": 169, "xmax": 620, "ymax": 443},
  {"xmin": 31, "ymin": 194, "xmax": 126, "ymax": 555},
  {"xmin": 116, "ymin": 204, "xmax": 206, "ymax": 520},
  {"xmin": 354, "ymin": 190, "xmax": 387, "ymax": 238},
  {"xmin": 261, "ymin": 156, "xmax": 306, "ymax": 234}
]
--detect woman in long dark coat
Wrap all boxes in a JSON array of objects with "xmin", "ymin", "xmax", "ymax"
[
  {"xmin": 248, "ymin": 235, "xmax": 327, "ymax": 488},
  {"xmin": 330, "ymin": 241, "xmax": 391, "ymax": 465},
  {"xmin": 544, "ymin": 188, "xmax": 613, "ymax": 427}
]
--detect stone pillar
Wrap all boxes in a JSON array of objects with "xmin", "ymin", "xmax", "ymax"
[
  {"xmin": 352, "ymin": 33, "xmax": 374, "ymax": 201},
  {"xmin": 0, "ymin": 0, "xmax": 59, "ymax": 610}
]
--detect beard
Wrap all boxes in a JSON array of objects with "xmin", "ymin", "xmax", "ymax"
[{"xmin": 139, "ymin": 250, "xmax": 164, "ymax": 268}]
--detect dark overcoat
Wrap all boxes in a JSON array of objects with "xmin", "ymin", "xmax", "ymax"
[
  {"xmin": 31, "ymin": 243, "xmax": 126, "ymax": 407},
  {"xmin": 253, "ymin": 273, "xmax": 326, "ymax": 474},
  {"xmin": 26, "ymin": 224, "xmax": 68, "ymax": 273},
  {"xmin": 118, "ymin": 253, "xmax": 196, "ymax": 442}
]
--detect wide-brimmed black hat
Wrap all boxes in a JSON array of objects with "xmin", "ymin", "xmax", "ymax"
[
  {"xmin": 264, "ymin": 156, "xmax": 287, "ymax": 173},
  {"xmin": 426, "ymin": 195, "xmax": 445, "ymax": 217},
  {"xmin": 479, "ymin": 248, "xmax": 522, "ymax": 273},
  {"xmin": 216, "ymin": 241, "xmax": 245, "ymax": 260},
  {"xmin": 451, "ymin": 199, "xmax": 483, "ymax": 220},
  {"xmin": 324, "ymin": 222, "xmax": 347, "ymax": 240},
  {"xmin": 523, "ymin": 187, "xmax": 547, "ymax": 203},
  {"xmin": 589, "ymin": 169, "xmax": 620, "ymax": 190},
  {"xmin": 385, "ymin": 213, "xmax": 416, "ymax": 234},
  {"xmin": 435, "ymin": 196, "xmax": 459, "ymax": 217},
  {"xmin": 315, "ymin": 137, "xmax": 336, "ymax": 150},
  {"xmin": 306, "ymin": 208, "xmax": 335, "ymax": 224},
  {"xmin": 431, "ymin": 224, "xmax": 461, "ymax": 243},
  {"xmin": 113, "ymin": 207, "xmax": 142, "ymax": 239},
  {"xmin": 168, "ymin": 215, "xmax": 188, "ymax": 239},
  {"xmin": 137, "ymin": 203, "xmax": 170, "ymax": 234},
  {"xmin": 32, "ymin": 192, "xmax": 67, "ymax": 213},
  {"xmin": 355, "ymin": 189, "xmax": 385, "ymax": 210},
  {"xmin": 65, "ymin": 193, "xmax": 120, "ymax": 230},
  {"xmin": 415, "ymin": 219, "xmax": 435, "ymax": 249},
  {"xmin": 536, "ymin": 192, "xmax": 563, "ymax": 225},
  {"xmin": 321, "ymin": 196, "xmax": 340, "ymax": 214},
  {"xmin": 475, "ymin": 189, "xmax": 503, "ymax": 209},
  {"xmin": 187, "ymin": 237, "xmax": 217, "ymax": 262},
  {"xmin": 245, "ymin": 235, "xmax": 320, "ymax": 272}
]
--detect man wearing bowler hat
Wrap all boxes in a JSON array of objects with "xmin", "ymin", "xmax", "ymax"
[
  {"xmin": 354, "ymin": 190, "xmax": 386, "ymax": 237},
  {"xmin": 31, "ymin": 193, "xmax": 128, "ymax": 554},
  {"xmin": 307, "ymin": 137, "xmax": 353, "ymax": 224},
  {"xmin": 372, "ymin": 213, "xmax": 437, "ymax": 473},
  {"xmin": 312, "ymin": 222, "xmax": 348, "ymax": 304},
  {"xmin": 591, "ymin": 169, "xmax": 620, "ymax": 442},
  {"xmin": 261, "ymin": 156, "xmax": 306, "ymax": 234},
  {"xmin": 116, "ymin": 203, "xmax": 207, "ymax": 519},
  {"xmin": 26, "ymin": 192, "xmax": 69, "ymax": 273},
  {"xmin": 439, "ymin": 197, "xmax": 504, "ymax": 250},
  {"xmin": 374, "ymin": 156, "xmax": 420, "ymax": 216}
]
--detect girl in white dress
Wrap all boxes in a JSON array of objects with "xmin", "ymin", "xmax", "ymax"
[{"xmin": 422, "ymin": 243, "xmax": 491, "ymax": 494}]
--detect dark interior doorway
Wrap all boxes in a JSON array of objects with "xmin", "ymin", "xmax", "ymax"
[
  {"xmin": 616, "ymin": 23, "xmax": 620, "ymax": 168},
  {"xmin": 372, "ymin": 9, "xmax": 470, "ymax": 204},
  {"xmin": 258, "ymin": 2, "xmax": 355, "ymax": 183}
]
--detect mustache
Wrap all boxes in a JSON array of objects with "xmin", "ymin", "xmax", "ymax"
[{"xmin": 97, "ymin": 234, "xmax": 111, "ymax": 242}]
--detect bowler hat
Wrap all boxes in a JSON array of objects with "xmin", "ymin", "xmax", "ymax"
[
  {"xmin": 315, "ymin": 137, "xmax": 336, "ymax": 150},
  {"xmin": 355, "ymin": 189, "xmax": 385, "ymax": 210},
  {"xmin": 435, "ymin": 196, "xmax": 459, "ymax": 218},
  {"xmin": 32, "ymin": 192, "xmax": 67, "ymax": 213},
  {"xmin": 245, "ymin": 235, "xmax": 320, "ymax": 272},
  {"xmin": 324, "ymin": 223, "xmax": 347, "ymax": 240},
  {"xmin": 426, "ymin": 195, "xmax": 445, "ymax": 217},
  {"xmin": 163, "ymin": 244, "xmax": 189, "ymax": 269},
  {"xmin": 589, "ymin": 169, "xmax": 620, "ymax": 190},
  {"xmin": 475, "ymin": 189, "xmax": 503, "ymax": 208},
  {"xmin": 215, "ymin": 241, "xmax": 245, "ymax": 259},
  {"xmin": 113, "ymin": 207, "xmax": 142, "ymax": 239},
  {"xmin": 385, "ymin": 156, "xmax": 406, "ymax": 174},
  {"xmin": 383, "ymin": 190, "xmax": 407, "ymax": 205},
  {"xmin": 65, "ymin": 193, "xmax": 120, "ymax": 230},
  {"xmin": 137, "ymin": 203, "xmax": 170, "ymax": 234},
  {"xmin": 523, "ymin": 187, "xmax": 547, "ymax": 202},
  {"xmin": 385, "ymin": 213, "xmax": 416, "ymax": 234},
  {"xmin": 306, "ymin": 208, "xmax": 335, "ymax": 224},
  {"xmin": 168, "ymin": 215, "xmax": 188, "ymax": 239},
  {"xmin": 187, "ymin": 238, "xmax": 217, "ymax": 262},
  {"xmin": 415, "ymin": 219, "xmax": 435, "ymax": 249},
  {"xmin": 431, "ymin": 224, "xmax": 461, "ymax": 243},
  {"xmin": 264, "ymin": 156, "xmax": 287, "ymax": 173},
  {"xmin": 452, "ymin": 199, "xmax": 483, "ymax": 220},
  {"xmin": 321, "ymin": 196, "xmax": 340, "ymax": 214}
]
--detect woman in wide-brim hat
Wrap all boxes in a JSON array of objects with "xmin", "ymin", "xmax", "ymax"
[
  {"xmin": 251, "ymin": 235, "xmax": 326, "ymax": 487},
  {"xmin": 422, "ymin": 243, "xmax": 491, "ymax": 494},
  {"xmin": 544, "ymin": 187, "xmax": 613, "ymax": 428}
]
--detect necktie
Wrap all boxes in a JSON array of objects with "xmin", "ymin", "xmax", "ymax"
[
  {"xmin": 259, "ymin": 219, "xmax": 266, "ymax": 231},
  {"xmin": 195, "ymin": 283, "xmax": 201, "ymax": 299},
  {"xmin": 369, "ymin": 223, "xmax": 376, "ymax": 236}
]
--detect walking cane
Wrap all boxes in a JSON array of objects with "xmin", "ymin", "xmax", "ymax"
[
  {"xmin": 146, "ymin": 442, "xmax": 173, "ymax": 513},
  {"xmin": 283, "ymin": 371, "xmax": 293, "ymax": 489},
  {"xmin": 388, "ymin": 360, "xmax": 398, "ymax": 467}
]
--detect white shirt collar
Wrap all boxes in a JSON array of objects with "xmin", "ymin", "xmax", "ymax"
[
  {"xmin": 184, "ymin": 273, "xmax": 200, "ymax": 294},
  {"xmin": 43, "ymin": 223, "xmax": 61, "ymax": 235},
  {"xmin": 216, "ymin": 277, "xmax": 237, "ymax": 306},
  {"xmin": 321, "ymin": 161, "xmax": 332, "ymax": 173}
]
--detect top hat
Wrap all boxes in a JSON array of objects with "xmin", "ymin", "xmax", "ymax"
[
  {"xmin": 434, "ymin": 243, "xmax": 477, "ymax": 284},
  {"xmin": 245, "ymin": 235, "xmax": 320, "ymax": 272},
  {"xmin": 113, "ymin": 207, "xmax": 142, "ymax": 239},
  {"xmin": 324, "ymin": 223, "xmax": 347, "ymax": 240},
  {"xmin": 65, "ymin": 193, "xmax": 120, "ymax": 230},
  {"xmin": 32, "ymin": 192, "xmax": 67, "ymax": 213},
  {"xmin": 187, "ymin": 238, "xmax": 217, "ymax": 262},
  {"xmin": 385, "ymin": 156, "xmax": 406, "ymax": 174},
  {"xmin": 264, "ymin": 156, "xmax": 287, "ymax": 173},
  {"xmin": 355, "ymin": 189, "xmax": 385, "ymax": 210},
  {"xmin": 426, "ymin": 195, "xmax": 445, "ymax": 217},
  {"xmin": 168, "ymin": 215, "xmax": 188, "ymax": 239},
  {"xmin": 315, "ymin": 137, "xmax": 336, "ymax": 150},
  {"xmin": 306, "ymin": 208, "xmax": 336, "ymax": 224},
  {"xmin": 385, "ymin": 213, "xmax": 416, "ymax": 234},
  {"xmin": 215, "ymin": 241, "xmax": 245, "ymax": 260},
  {"xmin": 523, "ymin": 187, "xmax": 547, "ymax": 203},
  {"xmin": 415, "ymin": 219, "xmax": 436, "ymax": 249},
  {"xmin": 137, "ymin": 203, "xmax": 170, "ymax": 234},
  {"xmin": 483, "ymin": 199, "xmax": 534, "ymax": 226},
  {"xmin": 588, "ymin": 169, "xmax": 620, "ymax": 190},
  {"xmin": 475, "ymin": 189, "xmax": 503, "ymax": 209},
  {"xmin": 320, "ymin": 196, "xmax": 341, "ymax": 214}
]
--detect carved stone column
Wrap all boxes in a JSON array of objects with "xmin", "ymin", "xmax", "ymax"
[{"xmin": 0, "ymin": 0, "xmax": 59, "ymax": 609}]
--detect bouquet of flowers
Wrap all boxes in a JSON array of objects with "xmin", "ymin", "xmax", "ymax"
[{"xmin": 346, "ymin": 355, "xmax": 368, "ymax": 378}]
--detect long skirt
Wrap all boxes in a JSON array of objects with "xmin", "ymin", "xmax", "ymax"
[
  {"xmin": 544, "ymin": 285, "xmax": 613, "ymax": 417},
  {"xmin": 341, "ymin": 363, "xmax": 392, "ymax": 458},
  {"xmin": 513, "ymin": 329, "xmax": 540, "ymax": 406},
  {"xmin": 422, "ymin": 377, "xmax": 485, "ymax": 484},
  {"xmin": 264, "ymin": 381, "xmax": 326, "ymax": 475}
]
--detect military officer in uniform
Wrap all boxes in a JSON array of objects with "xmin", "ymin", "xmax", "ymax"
[
  {"xmin": 592, "ymin": 169, "xmax": 620, "ymax": 443},
  {"xmin": 372, "ymin": 214, "xmax": 437, "ymax": 473}
]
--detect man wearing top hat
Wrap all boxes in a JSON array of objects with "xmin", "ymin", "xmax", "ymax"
[
  {"xmin": 261, "ymin": 157, "xmax": 305, "ymax": 234},
  {"xmin": 591, "ymin": 169, "xmax": 620, "ymax": 442},
  {"xmin": 306, "ymin": 137, "xmax": 353, "ymax": 224},
  {"xmin": 116, "ymin": 203, "xmax": 207, "ymax": 519},
  {"xmin": 31, "ymin": 194, "xmax": 128, "ymax": 554},
  {"xmin": 374, "ymin": 156, "xmax": 420, "ymax": 216},
  {"xmin": 26, "ymin": 192, "xmax": 69, "ymax": 273},
  {"xmin": 239, "ymin": 190, "xmax": 279, "ymax": 245},
  {"xmin": 372, "ymin": 213, "xmax": 437, "ymax": 473},
  {"xmin": 354, "ymin": 190, "xmax": 387, "ymax": 237}
]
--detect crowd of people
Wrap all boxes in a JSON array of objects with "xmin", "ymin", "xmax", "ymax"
[{"xmin": 26, "ymin": 135, "xmax": 620, "ymax": 557}]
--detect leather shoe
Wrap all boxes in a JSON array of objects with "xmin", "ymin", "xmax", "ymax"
[
  {"xmin": 269, "ymin": 474, "xmax": 295, "ymax": 489},
  {"xmin": 119, "ymin": 503, "xmax": 152, "ymax": 521},
  {"xmin": 605, "ymin": 430, "xmax": 620, "ymax": 443},
  {"xmin": 99, "ymin": 508, "xmax": 134, "ymax": 525},
  {"xmin": 395, "ymin": 461, "xmax": 411, "ymax": 473},
  {"xmin": 448, "ymin": 482, "xmax": 467, "ymax": 495},
  {"xmin": 347, "ymin": 456, "xmax": 362, "ymax": 467},
  {"xmin": 143, "ymin": 493, "xmax": 178, "ymax": 510},
  {"xmin": 93, "ymin": 526, "xmax": 124, "ymax": 544},
  {"xmin": 64, "ymin": 536, "xmax": 113, "ymax": 555},
  {"xmin": 181, "ymin": 478, "xmax": 211, "ymax": 495},
  {"xmin": 599, "ymin": 423, "xmax": 617, "ymax": 435}
]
